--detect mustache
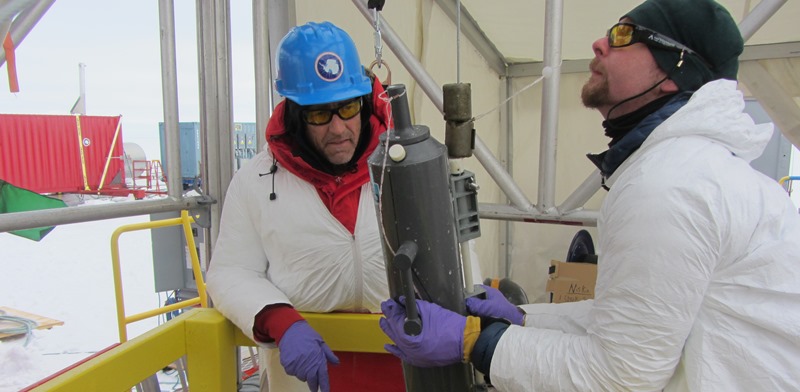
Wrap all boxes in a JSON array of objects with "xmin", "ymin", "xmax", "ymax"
[{"xmin": 589, "ymin": 58, "xmax": 602, "ymax": 74}]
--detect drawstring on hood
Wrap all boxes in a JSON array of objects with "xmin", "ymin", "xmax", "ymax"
[{"xmin": 258, "ymin": 159, "xmax": 279, "ymax": 200}]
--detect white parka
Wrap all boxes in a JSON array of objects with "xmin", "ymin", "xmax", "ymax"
[
  {"xmin": 205, "ymin": 147, "xmax": 389, "ymax": 390},
  {"xmin": 491, "ymin": 80, "xmax": 800, "ymax": 391}
]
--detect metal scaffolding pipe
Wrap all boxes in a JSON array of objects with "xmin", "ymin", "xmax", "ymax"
[
  {"xmin": 0, "ymin": 0, "xmax": 54, "ymax": 67},
  {"xmin": 557, "ymin": 170, "xmax": 602, "ymax": 214},
  {"xmin": 479, "ymin": 203, "xmax": 598, "ymax": 226},
  {"xmin": 196, "ymin": 0, "xmax": 234, "ymax": 250},
  {"xmin": 738, "ymin": 0, "xmax": 787, "ymax": 41},
  {"xmin": 267, "ymin": 1, "xmax": 294, "ymax": 109},
  {"xmin": 353, "ymin": 0, "xmax": 534, "ymax": 211},
  {"xmin": 252, "ymin": 0, "xmax": 271, "ymax": 151},
  {"xmin": 432, "ymin": 0, "xmax": 506, "ymax": 76},
  {"xmin": 197, "ymin": 0, "xmax": 216, "ymax": 211},
  {"xmin": 213, "ymin": 0, "xmax": 234, "ymax": 209},
  {"xmin": 0, "ymin": 197, "xmax": 205, "ymax": 233},
  {"xmin": 536, "ymin": 0, "xmax": 563, "ymax": 213},
  {"xmin": 473, "ymin": 138, "xmax": 534, "ymax": 211},
  {"xmin": 503, "ymin": 77, "xmax": 514, "ymax": 277},
  {"xmin": 197, "ymin": 0, "xmax": 219, "ymax": 253},
  {"xmin": 158, "ymin": 0, "xmax": 183, "ymax": 199},
  {"xmin": 252, "ymin": 0, "xmax": 295, "ymax": 151}
]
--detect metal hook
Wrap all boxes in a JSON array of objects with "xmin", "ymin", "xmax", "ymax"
[{"xmin": 369, "ymin": 59, "xmax": 392, "ymax": 85}]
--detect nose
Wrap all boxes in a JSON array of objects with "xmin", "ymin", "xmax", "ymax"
[
  {"xmin": 591, "ymin": 36, "xmax": 608, "ymax": 58},
  {"xmin": 327, "ymin": 113, "xmax": 348, "ymax": 135}
]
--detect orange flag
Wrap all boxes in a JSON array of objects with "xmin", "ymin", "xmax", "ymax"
[{"xmin": 3, "ymin": 32, "xmax": 19, "ymax": 93}]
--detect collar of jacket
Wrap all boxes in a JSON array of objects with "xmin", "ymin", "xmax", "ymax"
[{"xmin": 587, "ymin": 91, "xmax": 693, "ymax": 184}]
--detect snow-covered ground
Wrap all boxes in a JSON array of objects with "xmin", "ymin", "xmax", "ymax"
[{"xmin": 0, "ymin": 196, "xmax": 178, "ymax": 391}]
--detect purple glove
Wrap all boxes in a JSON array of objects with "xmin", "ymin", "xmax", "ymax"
[
  {"xmin": 466, "ymin": 285, "xmax": 525, "ymax": 325},
  {"xmin": 379, "ymin": 297, "xmax": 465, "ymax": 367},
  {"xmin": 278, "ymin": 321, "xmax": 339, "ymax": 392}
]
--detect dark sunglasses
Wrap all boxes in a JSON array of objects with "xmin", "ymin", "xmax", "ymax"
[
  {"xmin": 607, "ymin": 22, "xmax": 712, "ymax": 69},
  {"xmin": 302, "ymin": 97, "xmax": 363, "ymax": 125}
]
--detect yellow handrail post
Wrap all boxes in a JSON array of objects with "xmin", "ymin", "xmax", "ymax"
[
  {"xmin": 110, "ymin": 211, "xmax": 208, "ymax": 343},
  {"xmin": 182, "ymin": 210, "xmax": 209, "ymax": 307},
  {"xmin": 110, "ymin": 228, "xmax": 130, "ymax": 342},
  {"xmin": 185, "ymin": 308, "xmax": 238, "ymax": 391}
]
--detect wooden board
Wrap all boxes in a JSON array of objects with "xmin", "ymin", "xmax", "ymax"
[{"xmin": 0, "ymin": 306, "xmax": 64, "ymax": 339}]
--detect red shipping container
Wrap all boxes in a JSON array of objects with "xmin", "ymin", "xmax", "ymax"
[{"xmin": 0, "ymin": 114, "xmax": 127, "ymax": 195}]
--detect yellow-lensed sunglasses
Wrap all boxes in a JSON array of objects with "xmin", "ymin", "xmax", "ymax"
[
  {"xmin": 607, "ymin": 22, "xmax": 712, "ymax": 69},
  {"xmin": 302, "ymin": 97, "xmax": 363, "ymax": 125}
]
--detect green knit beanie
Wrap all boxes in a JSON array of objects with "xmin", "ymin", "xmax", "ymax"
[{"xmin": 624, "ymin": 0, "xmax": 744, "ymax": 91}]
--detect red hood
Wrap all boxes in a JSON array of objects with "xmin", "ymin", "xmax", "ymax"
[{"xmin": 266, "ymin": 77, "xmax": 389, "ymax": 201}]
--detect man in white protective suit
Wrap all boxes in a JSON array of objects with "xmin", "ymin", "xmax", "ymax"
[
  {"xmin": 378, "ymin": 0, "xmax": 800, "ymax": 390},
  {"xmin": 205, "ymin": 21, "xmax": 407, "ymax": 392}
]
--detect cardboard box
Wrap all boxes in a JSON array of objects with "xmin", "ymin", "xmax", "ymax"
[{"xmin": 546, "ymin": 260, "xmax": 597, "ymax": 303}]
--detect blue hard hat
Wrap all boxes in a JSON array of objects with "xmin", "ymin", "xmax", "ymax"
[{"xmin": 275, "ymin": 21, "xmax": 373, "ymax": 106}]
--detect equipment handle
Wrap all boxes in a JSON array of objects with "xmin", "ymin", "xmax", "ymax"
[{"xmin": 394, "ymin": 241, "xmax": 422, "ymax": 335}]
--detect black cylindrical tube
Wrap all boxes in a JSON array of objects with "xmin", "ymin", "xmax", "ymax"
[{"xmin": 369, "ymin": 84, "xmax": 476, "ymax": 391}]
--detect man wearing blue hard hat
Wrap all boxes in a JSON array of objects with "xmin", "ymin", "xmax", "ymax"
[
  {"xmin": 207, "ymin": 22, "xmax": 404, "ymax": 392},
  {"xmin": 379, "ymin": 0, "xmax": 800, "ymax": 390}
]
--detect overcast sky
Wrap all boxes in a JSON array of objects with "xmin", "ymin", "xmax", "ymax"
[{"xmin": 1, "ymin": 1, "xmax": 258, "ymax": 160}]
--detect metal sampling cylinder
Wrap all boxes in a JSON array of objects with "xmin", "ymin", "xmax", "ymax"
[
  {"xmin": 368, "ymin": 84, "xmax": 478, "ymax": 391},
  {"xmin": 443, "ymin": 82, "xmax": 475, "ymax": 159}
]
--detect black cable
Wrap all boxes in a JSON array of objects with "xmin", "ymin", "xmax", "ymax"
[
  {"xmin": 605, "ymin": 50, "xmax": 685, "ymax": 120},
  {"xmin": 258, "ymin": 159, "xmax": 279, "ymax": 201},
  {"xmin": 605, "ymin": 74, "xmax": 669, "ymax": 120}
]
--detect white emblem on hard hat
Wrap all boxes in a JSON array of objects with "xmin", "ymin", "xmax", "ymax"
[{"xmin": 316, "ymin": 52, "xmax": 344, "ymax": 82}]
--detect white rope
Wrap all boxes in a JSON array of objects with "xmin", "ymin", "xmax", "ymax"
[
  {"xmin": 375, "ymin": 88, "xmax": 408, "ymax": 256},
  {"xmin": 472, "ymin": 63, "xmax": 561, "ymax": 122}
]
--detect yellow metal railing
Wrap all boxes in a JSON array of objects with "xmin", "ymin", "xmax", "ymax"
[
  {"xmin": 27, "ymin": 209, "xmax": 391, "ymax": 390},
  {"xmin": 110, "ymin": 210, "xmax": 207, "ymax": 342},
  {"xmin": 29, "ymin": 308, "xmax": 236, "ymax": 391},
  {"xmin": 29, "ymin": 308, "xmax": 389, "ymax": 391}
]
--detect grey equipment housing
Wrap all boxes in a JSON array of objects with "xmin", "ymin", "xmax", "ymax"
[{"xmin": 368, "ymin": 84, "xmax": 484, "ymax": 392}]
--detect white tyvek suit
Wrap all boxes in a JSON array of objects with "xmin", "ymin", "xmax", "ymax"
[
  {"xmin": 207, "ymin": 145, "xmax": 484, "ymax": 391},
  {"xmin": 491, "ymin": 80, "xmax": 800, "ymax": 391},
  {"xmin": 206, "ymin": 147, "xmax": 389, "ymax": 391}
]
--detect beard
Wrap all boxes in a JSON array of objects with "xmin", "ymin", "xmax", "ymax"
[
  {"xmin": 581, "ymin": 74, "xmax": 611, "ymax": 109},
  {"xmin": 581, "ymin": 58, "xmax": 613, "ymax": 109}
]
